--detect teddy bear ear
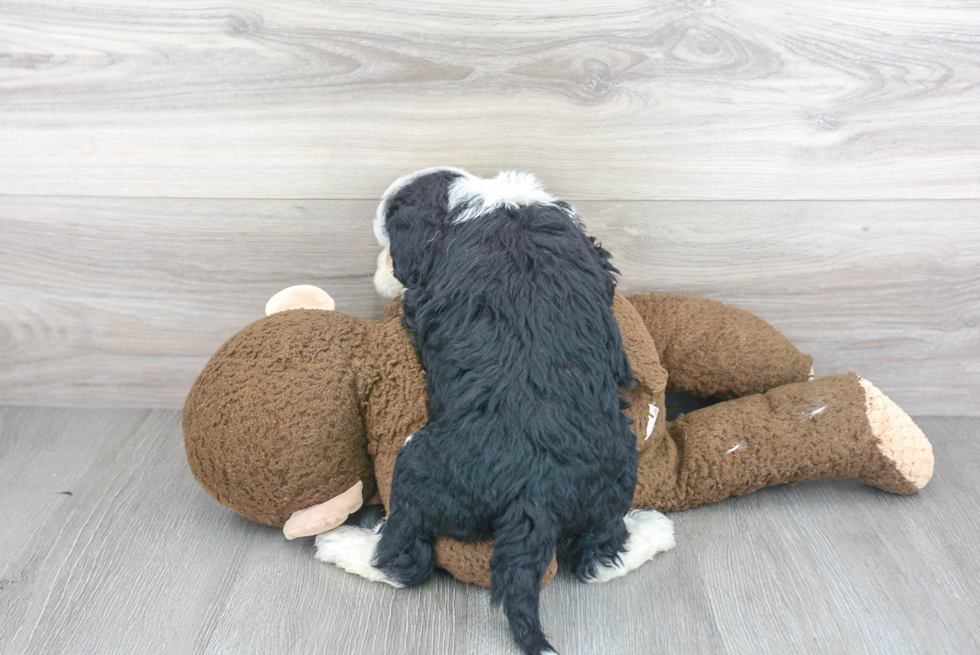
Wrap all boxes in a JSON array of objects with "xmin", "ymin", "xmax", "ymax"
[{"xmin": 265, "ymin": 285, "xmax": 336, "ymax": 315}]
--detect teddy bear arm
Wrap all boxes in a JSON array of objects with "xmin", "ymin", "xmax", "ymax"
[
  {"xmin": 631, "ymin": 374, "xmax": 934, "ymax": 514},
  {"xmin": 625, "ymin": 293, "xmax": 813, "ymax": 399}
]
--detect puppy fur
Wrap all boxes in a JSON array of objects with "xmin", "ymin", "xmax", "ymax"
[{"xmin": 318, "ymin": 168, "xmax": 674, "ymax": 655}]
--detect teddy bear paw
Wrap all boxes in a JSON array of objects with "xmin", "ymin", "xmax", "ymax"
[{"xmin": 859, "ymin": 377, "xmax": 935, "ymax": 491}]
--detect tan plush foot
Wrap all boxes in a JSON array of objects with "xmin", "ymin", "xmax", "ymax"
[
  {"xmin": 265, "ymin": 285, "xmax": 336, "ymax": 316},
  {"xmin": 859, "ymin": 378, "xmax": 934, "ymax": 490},
  {"xmin": 282, "ymin": 480, "xmax": 363, "ymax": 539}
]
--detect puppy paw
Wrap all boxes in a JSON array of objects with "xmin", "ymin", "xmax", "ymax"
[
  {"xmin": 315, "ymin": 525, "xmax": 403, "ymax": 587},
  {"xmin": 585, "ymin": 510, "xmax": 675, "ymax": 584}
]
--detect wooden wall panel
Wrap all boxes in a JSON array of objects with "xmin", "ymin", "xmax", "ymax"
[
  {"xmin": 1, "ymin": 196, "xmax": 976, "ymax": 414},
  {"xmin": 0, "ymin": 1, "xmax": 978, "ymax": 199},
  {"xmin": 0, "ymin": 197, "xmax": 385, "ymax": 407},
  {"xmin": 1, "ymin": 1, "xmax": 976, "ymax": 413},
  {"xmin": 591, "ymin": 200, "xmax": 980, "ymax": 417}
]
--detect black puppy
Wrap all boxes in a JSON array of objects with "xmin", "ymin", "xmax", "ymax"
[{"xmin": 318, "ymin": 168, "xmax": 674, "ymax": 655}]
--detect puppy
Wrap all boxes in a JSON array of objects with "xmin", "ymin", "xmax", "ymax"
[{"xmin": 319, "ymin": 168, "xmax": 674, "ymax": 655}]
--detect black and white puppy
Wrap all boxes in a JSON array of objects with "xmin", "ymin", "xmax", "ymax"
[{"xmin": 318, "ymin": 168, "xmax": 674, "ymax": 655}]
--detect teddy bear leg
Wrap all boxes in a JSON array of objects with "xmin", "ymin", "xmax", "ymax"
[
  {"xmin": 633, "ymin": 374, "xmax": 934, "ymax": 513},
  {"xmin": 625, "ymin": 293, "xmax": 813, "ymax": 398}
]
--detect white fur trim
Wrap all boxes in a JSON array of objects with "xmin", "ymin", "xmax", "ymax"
[
  {"xmin": 804, "ymin": 406, "xmax": 827, "ymax": 420},
  {"xmin": 315, "ymin": 524, "xmax": 404, "ymax": 587},
  {"xmin": 448, "ymin": 170, "xmax": 567, "ymax": 224},
  {"xmin": 373, "ymin": 248, "xmax": 405, "ymax": 299},
  {"xmin": 645, "ymin": 404, "xmax": 659, "ymax": 441},
  {"xmin": 374, "ymin": 166, "xmax": 472, "ymax": 247},
  {"xmin": 584, "ymin": 510, "xmax": 675, "ymax": 584}
]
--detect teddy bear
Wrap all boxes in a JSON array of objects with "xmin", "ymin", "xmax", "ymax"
[{"xmin": 183, "ymin": 285, "xmax": 934, "ymax": 587}]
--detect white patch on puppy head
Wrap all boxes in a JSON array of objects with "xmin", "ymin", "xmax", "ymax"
[
  {"xmin": 373, "ymin": 248, "xmax": 405, "ymax": 299},
  {"xmin": 374, "ymin": 166, "xmax": 472, "ymax": 248},
  {"xmin": 448, "ymin": 170, "xmax": 571, "ymax": 224},
  {"xmin": 315, "ymin": 523, "xmax": 404, "ymax": 587},
  {"xmin": 583, "ymin": 509, "xmax": 675, "ymax": 584}
]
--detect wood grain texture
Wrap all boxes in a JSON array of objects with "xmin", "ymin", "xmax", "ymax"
[
  {"xmin": 0, "ymin": 196, "xmax": 387, "ymax": 408},
  {"xmin": 1, "ymin": 0, "xmax": 978, "ymax": 199},
  {"xmin": 1, "ymin": 196, "xmax": 977, "ymax": 414},
  {"xmin": 1, "ymin": 408, "xmax": 976, "ymax": 654},
  {"xmin": 680, "ymin": 415, "xmax": 980, "ymax": 654},
  {"xmin": 597, "ymin": 200, "xmax": 980, "ymax": 418}
]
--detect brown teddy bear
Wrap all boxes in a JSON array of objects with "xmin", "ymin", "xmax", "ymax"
[{"xmin": 183, "ymin": 285, "xmax": 934, "ymax": 587}]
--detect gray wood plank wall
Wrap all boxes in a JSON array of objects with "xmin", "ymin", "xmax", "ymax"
[{"xmin": 1, "ymin": 1, "xmax": 978, "ymax": 414}]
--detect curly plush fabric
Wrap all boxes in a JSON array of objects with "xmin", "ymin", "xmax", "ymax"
[
  {"xmin": 183, "ymin": 310, "xmax": 378, "ymax": 527},
  {"xmin": 184, "ymin": 292, "xmax": 931, "ymax": 589},
  {"xmin": 628, "ymin": 293, "xmax": 813, "ymax": 398}
]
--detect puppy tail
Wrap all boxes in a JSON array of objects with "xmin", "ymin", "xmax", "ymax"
[{"xmin": 490, "ymin": 503, "xmax": 560, "ymax": 655}]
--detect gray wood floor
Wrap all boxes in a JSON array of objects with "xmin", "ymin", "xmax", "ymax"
[{"xmin": 1, "ymin": 407, "xmax": 976, "ymax": 655}]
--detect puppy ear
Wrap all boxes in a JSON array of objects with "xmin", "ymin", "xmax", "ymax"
[
  {"xmin": 379, "ymin": 168, "xmax": 464, "ymax": 287},
  {"xmin": 385, "ymin": 204, "xmax": 440, "ymax": 289}
]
